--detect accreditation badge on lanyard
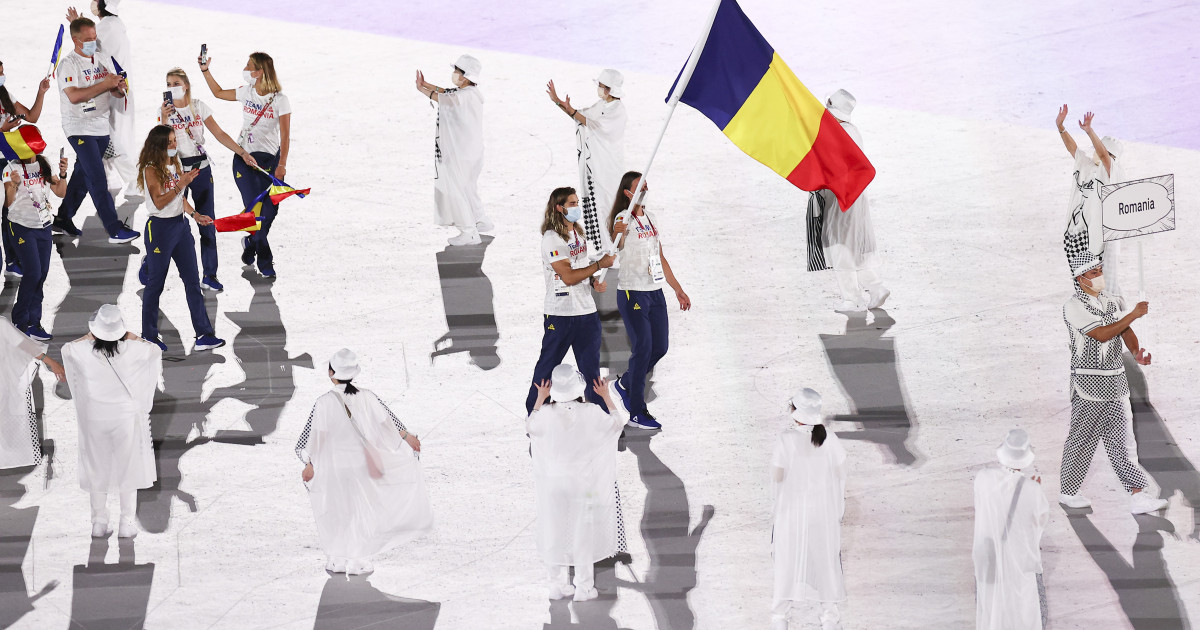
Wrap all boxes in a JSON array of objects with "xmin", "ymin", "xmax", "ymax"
[{"xmin": 636, "ymin": 213, "xmax": 666, "ymax": 283}]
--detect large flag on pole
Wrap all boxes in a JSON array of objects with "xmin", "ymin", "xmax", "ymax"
[
  {"xmin": 0, "ymin": 126, "xmax": 47, "ymax": 161},
  {"xmin": 668, "ymin": 0, "xmax": 875, "ymax": 210}
]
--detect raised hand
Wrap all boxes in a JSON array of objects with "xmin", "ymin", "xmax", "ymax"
[
  {"xmin": 415, "ymin": 70, "xmax": 427, "ymax": 92},
  {"xmin": 1056, "ymin": 104, "xmax": 1068, "ymax": 129},
  {"xmin": 546, "ymin": 79, "xmax": 563, "ymax": 105},
  {"xmin": 39, "ymin": 77, "xmax": 51, "ymax": 94},
  {"xmin": 65, "ymin": 6, "xmax": 80, "ymax": 21},
  {"xmin": 1078, "ymin": 111, "xmax": 1095, "ymax": 133},
  {"xmin": 534, "ymin": 378, "xmax": 551, "ymax": 403}
]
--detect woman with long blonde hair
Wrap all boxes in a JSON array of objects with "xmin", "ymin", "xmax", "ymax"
[
  {"xmin": 154, "ymin": 67, "xmax": 258, "ymax": 292},
  {"xmin": 135, "ymin": 125, "xmax": 224, "ymax": 353},
  {"xmin": 199, "ymin": 50, "xmax": 291, "ymax": 278}
]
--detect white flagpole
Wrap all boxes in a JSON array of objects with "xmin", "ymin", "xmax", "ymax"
[{"xmin": 596, "ymin": 0, "xmax": 723, "ymax": 281}]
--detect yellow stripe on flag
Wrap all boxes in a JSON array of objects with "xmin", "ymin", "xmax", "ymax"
[{"xmin": 721, "ymin": 53, "xmax": 825, "ymax": 178}]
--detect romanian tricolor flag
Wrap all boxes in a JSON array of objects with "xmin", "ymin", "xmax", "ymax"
[
  {"xmin": 0, "ymin": 126, "xmax": 47, "ymax": 161},
  {"xmin": 49, "ymin": 25, "xmax": 65, "ymax": 77},
  {"xmin": 669, "ymin": 0, "xmax": 875, "ymax": 210},
  {"xmin": 252, "ymin": 165, "xmax": 311, "ymax": 204},
  {"xmin": 215, "ymin": 188, "xmax": 270, "ymax": 233}
]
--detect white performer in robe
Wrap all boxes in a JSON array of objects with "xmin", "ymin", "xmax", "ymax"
[
  {"xmin": 1055, "ymin": 105, "xmax": 1126, "ymax": 299},
  {"xmin": 61, "ymin": 304, "xmax": 160, "ymax": 539},
  {"xmin": 0, "ymin": 317, "xmax": 65, "ymax": 470},
  {"xmin": 546, "ymin": 69, "xmax": 627, "ymax": 254},
  {"xmin": 527, "ymin": 364, "xmax": 624, "ymax": 602},
  {"xmin": 415, "ymin": 55, "xmax": 490, "ymax": 246},
  {"xmin": 771, "ymin": 388, "xmax": 847, "ymax": 630},
  {"xmin": 808, "ymin": 89, "xmax": 889, "ymax": 312},
  {"xmin": 68, "ymin": 1, "xmax": 140, "ymax": 203},
  {"xmin": 296, "ymin": 349, "xmax": 433, "ymax": 575},
  {"xmin": 973, "ymin": 429, "xmax": 1049, "ymax": 630}
]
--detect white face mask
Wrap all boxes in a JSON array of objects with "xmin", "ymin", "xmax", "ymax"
[
  {"xmin": 167, "ymin": 148, "xmax": 178, "ymax": 157},
  {"xmin": 90, "ymin": 0, "xmax": 101, "ymax": 16},
  {"xmin": 169, "ymin": 85, "xmax": 186, "ymax": 100},
  {"xmin": 451, "ymin": 71, "xmax": 465, "ymax": 87},
  {"xmin": 243, "ymin": 70, "xmax": 257, "ymax": 85},
  {"xmin": 1082, "ymin": 273, "xmax": 1106, "ymax": 293}
]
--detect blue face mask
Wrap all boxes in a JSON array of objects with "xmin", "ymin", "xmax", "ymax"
[
  {"xmin": 563, "ymin": 205, "xmax": 582, "ymax": 224},
  {"xmin": 81, "ymin": 40, "xmax": 98, "ymax": 56}
]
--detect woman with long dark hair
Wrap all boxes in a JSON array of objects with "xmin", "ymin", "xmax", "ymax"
[
  {"xmin": 61, "ymin": 304, "xmax": 161, "ymax": 539},
  {"xmin": 158, "ymin": 67, "xmax": 257, "ymax": 292},
  {"xmin": 135, "ymin": 124, "xmax": 224, "ymax": 352},
  {"xmin": 770, "ymin": 389, "xmax": 847, "ymax": 630},
  {"xmin": 3, "ymin": 127, "xmax": 69, "ymax": 341},
  {"xmin": 200, "ymin": 51, "xmax": 291, "ymax": 278},
  {"xmin": 525, "ymin": 186, "xmax": 614, "ymax": 413},
  {"xmin": 606, "ymin": 171, "xmax": 691, "ymax": 430},
  {"xmin": 0, "ymin": 60, "xmax": 52, "ymax": 277}
]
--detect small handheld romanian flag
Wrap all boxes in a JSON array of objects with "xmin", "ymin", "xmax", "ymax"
[
  {"xmin": 251, "ymin": 166, "xmax": 311, "ymax": 204},
  {"xmin": 668, "ymin": 0, "xmax": 875, "ymax": 210},
  {"xmin": 215, "ymin": 188, "xmax": 270, "ymax": 233},
  {"xmin": 49, "ymin": 25, "xmax": 65, "ymax": 77},
  {"xmin": 0, "ymin": 126, "xmax": 48, "ymax": 161}
]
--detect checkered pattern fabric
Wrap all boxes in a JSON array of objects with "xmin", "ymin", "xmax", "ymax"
[{"xmin": 1060, "ymin": 397, "xmax": 1148, "ymax": 495}]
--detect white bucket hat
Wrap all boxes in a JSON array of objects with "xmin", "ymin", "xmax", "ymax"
[
  {"xmin": 104, "ymin": 0, "xmax": 123, "ymax": 12},
  {"xmin": 825, "ymin": 89, "xmax": 856, "ymax": 122},
  {"xmin": 1100, "ymin": 135, "xmax": 1123, "ymax": 160},
  {"xmin": 790, "ymin": 388, "xmax": 823, "ymax": 424},
  {"xmin": 996, "ymin": 428, "xmax": 1035, "ymax": 470},
  {"xmin": 88, "ymin": 304, "xmax": 126, "ymax": 342},
  {"xmin": 453, "ymin": 54, "xmax": 482, "ymax": 84},
  {"xmin": 549, "ymin": 363, "xmax": 586, "ymax": 403},
  {"xmin": 596, "ymin": 68, "xmax": 624, "ymax": 98},
  {"xmin": 329, "ymin": 348, "xmax": 361, "ymax": 381}
]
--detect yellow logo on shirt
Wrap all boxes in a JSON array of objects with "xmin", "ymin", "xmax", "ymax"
[
  {"xmin": 77, "ymin": 139, "xmax": 85, "ymax": 145},
  {"xmin": 18, "ymin": 238, "xmax": 25, "ymax": 245},
  {"xmin": 633, "ymin": 304, "xmax": 641, "ymax": 310},
  {"xmin": 236, "ymin": 172, "xmax": 242, "ymax": 178},
  {"xmin": 153, "ymin": 247, "xmax": 161, "ymax": 253},
  {"xmin": 547, "ymin": 324, "xmax": 555, "ymax": 331}
]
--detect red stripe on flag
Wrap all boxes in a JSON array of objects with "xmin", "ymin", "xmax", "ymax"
[
  {"xmin": 214, "ymin": 211, "xmax": 258, "ymax": 232},
  {"xmin": 17, "ymin": 127, "xmax": 47, "ymax": 155},
  {"xmin": 785, "ymin": 110, "xmax": 875, "ymax": 210}
]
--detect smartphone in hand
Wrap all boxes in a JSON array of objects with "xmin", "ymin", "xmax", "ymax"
[{"xmin": 200, "ymin": 44, "xmax": 208, "ymax": 65}]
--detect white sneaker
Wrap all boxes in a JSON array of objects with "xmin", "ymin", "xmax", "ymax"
[
  {"xmin": 1131, "ymin": 492, "xmax": 1168, "ymax": 515},
  {"xmin": 91, "ymin": 521, "xmax": 112, "ymax": 538},
  {"xmin": 345, "ymin": 559, "xmax": 374, "ymax": 575},
  {"xmin": 448, "ymin": 230, "xmax": 482, "ymax": 246},
  {"xmin": 325, "ymin": 557, "xmax": 347, "ymax": 573},
  {"xmin": 117, "ymin": 516, "xmax": 139, "ymax": 539},
  {"xmin": 836, "ymin": 300, "xmax": 863, "ymax": 312},
  {"xmin": 1059, "ymin": 493, "xmax": 1092, "ymax": 508},
  {"xmin": 572, "ymin": 586, "xmax": 598, "ymax": 602},
  {"xmin": 548, "ymin": 584, "xmax": 575, "ymax": 600},
  {"xmin": 866, "ymin": 285, "xmax": 891, "ymax": 309},
  {"xmin": 475, "ymin": 218, "xmax": 495, "ymax": 233}
]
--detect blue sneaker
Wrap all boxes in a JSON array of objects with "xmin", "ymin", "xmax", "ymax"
[
  {"xmin": 3, "ymin": 262, "xmax": 21, "ymax": 278},
  {"xmin": 138, "ymin": 256, "xmax": 148, "ymax": 286},
  {"xmin": 627, "ymin": 412, "xmax": 662, "ymax": 430},
  {"xmin": 194, "ymin": 334, "xmax": 225, "ymax": 351},
  {"xmin": 240, "ymin": 236, "xmax": 255, "ymax": 265},
  {"xmin": 259, "ymin": 266, "xmax": 276, "ymax": 279},
  {"xmin": 52, "ymin": 217, "xmax": 82, "ymax": 236},
  {"xmin": 201, "ymin": 276, "xmax": 224, "ymax": 292},
  {"xmin": 109, "ymin": 227, "xmax": 140, "ymax": 244},
  {"xmin": 24, "ymin": 325, "xmax": 52, "ymax": 342},
  {"xmin": 612, "ymin": 374, "xmax": 632, "ymax": 412},
  {"xmin": 146, "ymin": 336, "xmax": 168, "ymax": 351}
]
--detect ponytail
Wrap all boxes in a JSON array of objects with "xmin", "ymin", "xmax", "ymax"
[{"xmin": 811, "ymin": 424, "xmax": 827, "ymax": 447}]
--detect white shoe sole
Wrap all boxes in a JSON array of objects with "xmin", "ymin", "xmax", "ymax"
[
  {"xmin": 194, "ymin": 341, "xmax": 226, "ymax": 351},
  {"xmin": 1131, "ymin": 498, "xmax": 1168, "ymax": 515},
  {"xmin": 867, "ymin": 288, "xmax": 891, "ymax": 309},
  {"xmin": 475, "ymin": 221, "xmax": 494, "ymax": 233},
  {"xmin": 108, "ymin": 236, "xmax": 138, "ymax": 244},
  {"xmin": 1058, "ymin": 494, "xmax": 1092, "ymax": 508},
  {"xmin": 572, "ymin": 588, "xmax": 598, "ymax": 602}
]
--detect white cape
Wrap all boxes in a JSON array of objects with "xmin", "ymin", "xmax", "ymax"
[
  {"xmin": 771, "ymin": 424, "xmax": 848, "ymax": 607},
  {"xmin": 1067, "ymin": 149, "xmax": 1127, "ymax": 297},
  {"xmin": 305, "ymin": 388, "xmax": 433, "ymax": 559},
  {"xmin": 527, "ymin": 401, "xmax": 624, "ymax": 566},
  {"xmin": 434, "ymin": 86, "xmax": 485, "ymax": 227},
  {"xmin": 97, "ymin": 15, "xmax": 137, "ymax": 188},
  {"xmin": 820, "ymin": 121, "xmax": 878, "ymax": 271},
  {"xmin": 973, "ymin": 467, "xmax": 1048, "ymax": 630},
  {"xmin": 61, "ymin": 337, "xmax": 160, "ymax": 492},
  {"xmin": 576, "ymin": 99, "xmax": 627, "ymax": 252},
  {"xmin": 0, "ymin": 318, "xmax": 45, "ymax": 469}
]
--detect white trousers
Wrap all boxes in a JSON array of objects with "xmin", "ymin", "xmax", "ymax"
[
  {"xmin": 772, "ymin": 600, "xmax": 841, "ymax": 625},
  {"xmin": 547, "ymin": 561, "xmax": 595, "ymax": 592},
  {"xmin": 90, "ymin": 490, "xmax": 137, "ymax": 524}
]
